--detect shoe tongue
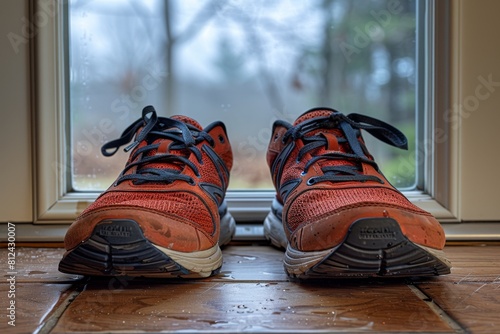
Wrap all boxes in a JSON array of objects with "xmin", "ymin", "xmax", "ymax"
[
  {"xmin": 293, "ymin": 109, "xmax": 334, "ymax": 126},
  {"xmin": 171, "ymin": 115, "xmax": 203, "ymax": 130}
]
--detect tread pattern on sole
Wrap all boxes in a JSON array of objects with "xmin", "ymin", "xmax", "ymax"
[
  {"xmin": 286, "ymin": 218, "xmax": 451, "ymax": 279},
  {"xmin": 59, "ymin": 219, "xmax": 219, "ymax": 278}
]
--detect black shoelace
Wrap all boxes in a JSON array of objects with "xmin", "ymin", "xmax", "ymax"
[
  {"xmin": 283, "ymin": 109, "xmax": 408, "ymax": 185},
  {"xmin": 101, "ymin": 105, "xmax": 215, "ymax": 185}
]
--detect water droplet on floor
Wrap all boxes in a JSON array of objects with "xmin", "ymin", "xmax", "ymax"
[{"xmin": 28, "ymin": 270, "xmax": 47, "ymax": 275}]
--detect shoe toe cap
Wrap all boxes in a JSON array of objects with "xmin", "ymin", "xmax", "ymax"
[
  {"xmin": 288, "ymin": 205, "xmax": 446, "ymax": 252},
  {"xmin": 64, "ymin": 207, "xmax": 217, "ymax": 253}
]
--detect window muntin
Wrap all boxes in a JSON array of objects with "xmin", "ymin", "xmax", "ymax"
[{"xmin": 69, "ymin": 0, "xmax": 420, "ymax": 192}]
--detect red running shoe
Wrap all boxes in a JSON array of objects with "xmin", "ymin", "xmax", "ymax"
[
  {"xmin": 59, "ymin": 106, "xmax": 235, "ymax": 278},
  {"xmin": 265, "ymin": 107, "xmax": 451, "ymax": 278}
]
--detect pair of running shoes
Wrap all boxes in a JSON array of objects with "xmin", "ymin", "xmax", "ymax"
[{"xmin": 59, "ymin": 106, "xmax": 451, "ymax": 279}]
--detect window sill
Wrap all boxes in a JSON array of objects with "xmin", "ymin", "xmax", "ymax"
[{"xmin": 35, "ymin": 189, "xmax": 457, "ymax": 224}]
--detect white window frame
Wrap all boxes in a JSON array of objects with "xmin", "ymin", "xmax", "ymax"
[{"xmin": 24, "ymin": 0, "xmax": 499, "ymax": 242}]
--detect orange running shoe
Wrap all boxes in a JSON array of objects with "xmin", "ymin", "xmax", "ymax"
[
  {"xmin": 265, "ymin": 107, "xmax": 451, "ymax": 278},
  {"xmin": 59, "ymin": 106, "xmax": 235, "ymax": 278}
]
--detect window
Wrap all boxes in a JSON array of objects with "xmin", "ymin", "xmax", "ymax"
[
  {"xmin": 68, "ymin": 0, "xmax": 422, "ymax": 193},
  {"xmin": 34, "ymin": 0, "xmax": 495, "ymax": 243}
]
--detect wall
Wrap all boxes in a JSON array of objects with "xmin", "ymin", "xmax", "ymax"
[
  {"xmin": 0, "ymin": 0, "xmax": 32, "ymax": 222},
  {"xmin": 453, "ymin": 0, "xmax": 500, "ymax": 220}
]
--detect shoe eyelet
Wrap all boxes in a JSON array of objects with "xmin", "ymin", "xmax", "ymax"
[
  {"xmin": 218, "ymin": 134, "xmax": 225, "ymax": 144},
  {"xmin": 188, "ymin": 178, "xmax": 196, "ymax": 185},
  {"xmin": 273, "ymin": 133, "xmax": 279, "ymax": 142},
  {"xmin": 306, "ymin": 178, "xmax": 316, "ymax": 186},
  {"xmin": 300, "ymin": 171, "xmax": 306, "ymax": 176}
]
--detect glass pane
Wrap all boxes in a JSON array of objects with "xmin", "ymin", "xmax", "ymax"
[{"xmin": 69, "ymin": 0, "xmax": 419, "ymax": 191}]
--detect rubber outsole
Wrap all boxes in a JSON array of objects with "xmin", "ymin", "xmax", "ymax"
[
  {"xmin": 58, "ymin": 219, "xmax": 221, "ymax": 278},
  {"xmin": 284, "ymin": 218, "xmax": 451, "ymax": 279}
]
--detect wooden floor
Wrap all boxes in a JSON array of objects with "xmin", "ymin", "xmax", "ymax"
[{"xmin": 1, "ymin": 242, "xmax": 499, "ymax": 333}]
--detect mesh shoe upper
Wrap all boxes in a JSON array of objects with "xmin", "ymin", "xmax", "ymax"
[
  {"xmin": 267, "ymin": 107, "xmax": 446, "ymax": 252},
  {"xmin": 64, "ymin": 106, "xmax": 233, "ymax": 253}
]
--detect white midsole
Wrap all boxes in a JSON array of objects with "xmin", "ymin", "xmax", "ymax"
[
  {"xmin": 417, "ymin": 244, "xmax": 452, "ymax": 268},
  {"xmin": 284, "ymin": 244, "xmax": 337, "ymax": 275},
  {"xmin": 153, "ymin": 243, "xmax": 223, "ymax": 277},
  {"xmin": 219, "ymin": 210, "xmax": 236, "ymax": 247},
  {"xmin": 263, "ymin": 210, "xmax": 288, "ymax": 249},
  {"xmin": 265, "ymin": 208, "xmax": 341, "ymax": 275}
]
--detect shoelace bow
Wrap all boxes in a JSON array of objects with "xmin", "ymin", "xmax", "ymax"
[
  {"xmin": 283, "ymin": 110, "xmax": 408, "ymax": 184},
  {"xmin": 101, "ymin": 105, "xmax": 214, "ymax": 185}
]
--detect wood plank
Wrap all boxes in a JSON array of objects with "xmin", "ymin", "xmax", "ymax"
[
  {"xmin": 0, "ymin": 283, "xmax": 75, "ymax": 334},
  {"xmin": 0, "ymin": 248, "xmax": 83, "ymax": 283},
  {"xmin": 416, "ymin": 282, "xmax": 500, "ymax": 333},
  {"xmin": 414, "ymin": 244, "xmax": 500, "ymax": 333},
  {"xmin": 215, "ymin": 245, "xmax": 288, "ymax": 281},
  {"xmin": 416, "ymin": 245, "xmax": 500, "ymax": 284},
  {"xmin": 5, "ymin": 245, "xmax": 497, "ymax": 333},
  {"xmin": 52, "ymin": 279, "xmax": 453, "ymax": 333}
]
